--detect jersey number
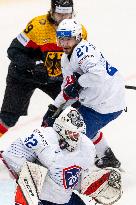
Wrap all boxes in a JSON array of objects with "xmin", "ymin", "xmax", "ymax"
[
  {"xmin": 24, "ymin": 134, "xmax": 38, "ymax": 148},
  {"xmin": 76, "ymin": 45, "xmax": 89, "ymax": 58},
  {"xmin": 76, "ymin": 45, "xmax": 118, "ymax": 76},
  {"xmin": 24, "ymin": 23, "xmax": 33, "ymax": 34},
  {"xmin": 106, "ymin": 61, "xmax": 117, "ymax": 76}
]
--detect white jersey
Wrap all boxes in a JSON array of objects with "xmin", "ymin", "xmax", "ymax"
[
  {"xmin": 3, "ymin": 126, "xmax": 95, "ymax": 204},
  {"xmin": 54, "ymin": 40, "xmax": 126, "ymax": 114}
]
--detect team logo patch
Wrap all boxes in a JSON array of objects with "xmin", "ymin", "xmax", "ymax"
[
  {"xmin": 45, "ymin": 51, "xmax": 63, "ymax": 77},
  {"xmin": 63, "ymin": 165, "xmax": 81, "ymax": 189}
]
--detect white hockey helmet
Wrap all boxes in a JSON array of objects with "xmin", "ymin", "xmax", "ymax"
[
  {"xmin": 56, "ymin": 19, "xmax": 82, "ymax": 40},
  {"xmin": 53, "ymin": 106, "xmax": 86, "ymax": 152}
]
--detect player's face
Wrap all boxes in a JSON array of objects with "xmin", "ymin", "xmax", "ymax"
[
  {"xmin": 66, "ymin": 131, "xmax": 79, "ymax": 141},
  {"xmin": 52, "ymin": 12, "xmax": 72, "ymax": 25},
  {"xmin": 58, "ymin": 37, "xmax": 77, "ymax": 54}
]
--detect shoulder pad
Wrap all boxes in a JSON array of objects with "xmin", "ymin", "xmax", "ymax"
[
  {"xmin": 22, "ymin": 15, "xmax": 57, "ymax": 45},
  {"xmin": 21, "ymin": 127, "xmax": 49, "ymax": 152}
]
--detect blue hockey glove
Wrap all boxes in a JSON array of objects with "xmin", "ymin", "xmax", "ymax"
[
  {"xmin": 41, "ymin": 104, "xmax": 58, "ymax": 127},
  {"xmin": 63, "ymin": 80, "xmax": 82, "ymax": 101}
]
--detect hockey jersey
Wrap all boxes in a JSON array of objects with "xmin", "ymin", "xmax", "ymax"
[
  {"xmin": 3, "ymin": 126, "xmax": 95, "ymax": 204},
  {"xmin": 14, "ymin": 14, "xmax": 87, "ymax": 78},
  {"xmin": 53, "ymin": 40, "xmax": 126, "ymax": 114}
]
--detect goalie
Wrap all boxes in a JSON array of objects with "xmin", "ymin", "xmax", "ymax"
[{"xmin": 2, "ymin": 107, "xmax": 122, "ymax": 205}]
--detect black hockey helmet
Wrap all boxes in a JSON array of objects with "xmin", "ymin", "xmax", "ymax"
[{"xmin": 51, "ymin": 0, "xmax": 73, "ymax": 13}]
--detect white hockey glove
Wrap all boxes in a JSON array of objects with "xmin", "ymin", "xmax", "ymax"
[{"xmin": 81, "ymin": 168, "xmax": 122, "ymax": 205}]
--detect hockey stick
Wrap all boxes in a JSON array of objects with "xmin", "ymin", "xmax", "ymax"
[
  {"xmin": 0, "ymin": 151, "xmax": 29, "ymax": 205},
  {"xmin": 52, "ymin": 99, "xmax": 81, "ymax": 119},
  {"xmin": 0, "ymin": 151, "xmax": 18, "ymax": 180},
  {"xmin": 52, "ymin": 102, "xmax": 67, "ymax": 118},
  {"xmin": 125, "ymin": 85, "xmax": 136, "ymax": 90}
]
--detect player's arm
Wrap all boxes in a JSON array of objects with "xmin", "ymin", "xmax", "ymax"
[
  {"xmin": 2, "ymin": 134, "xmax": 48, "ymax": 205},
  {"xmin": 3, "ymin": 127, "xmax": 49, "ymax": 172},
  {"xmin": 7, "ymin": 17, "xmax": 49, "ymax": 83},
  {"xmin": 2, "ymin": 138, "xmax": 36, "ymax": 174},
  {"xmin": 7, "ymin": 36, "xmax": 48, "ymax": 84},
  {"xmin": 7, "ymin": 37, "xmax": 42, "ymax": 69},
  {"xmin": 41, "ymin": 71, "xmax": 79, "ymax": 127}
]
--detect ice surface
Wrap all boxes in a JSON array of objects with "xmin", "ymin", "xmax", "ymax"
[{"xmin": 0, "ymin": 0, "xmax": 136, "ymax": 204}]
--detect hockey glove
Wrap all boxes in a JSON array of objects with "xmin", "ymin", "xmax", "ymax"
[
  {"xmin": 81, "ymin": 168, "xmax": 122, "ymax": 205},
  {"xmin": 31, "ymin": 63, "xmax": 48, "ymax": 84},
  {"xmin": 41, "ymin": 104, "xmax": 58, "ymax": 127},
  {"xmin": 63, "ymin": 80, "xmax": 82, "ymax": 101},
  {"xmin": 73, "ymin": 72, "xmax": 81, "ymax": 80}
]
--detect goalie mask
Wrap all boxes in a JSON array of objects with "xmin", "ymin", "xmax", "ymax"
[{"xmin": 53, "ymin": 106, "xmax": 86, "ymax": 152}]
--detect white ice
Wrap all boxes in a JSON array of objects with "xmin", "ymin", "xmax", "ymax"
[{"xmin": 0, "ymin": 0, "xmax": 136, "ymax": 204}]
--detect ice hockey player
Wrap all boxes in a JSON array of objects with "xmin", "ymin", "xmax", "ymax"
[
  {"xmin": 2, "ymin": 107, "xmax": 122, "ymax": 205},
  {"xmin": 0, "ymin": 0, "xmax": 87, "ymax": 136},
  {"xmin": 42, "ymin": 19, "xmax": 126, "ymax": 169}
]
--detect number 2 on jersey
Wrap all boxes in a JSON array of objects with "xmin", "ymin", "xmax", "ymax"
[
  {"xmin": 76, "ymin": 45, "xmax": 89, "ymax": 58},
  {"xmin": 24, "ymin": 134, "xmax": 38, "ymax": 148}
]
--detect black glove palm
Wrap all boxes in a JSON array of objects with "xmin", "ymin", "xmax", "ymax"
[{"xmin": 41, "ymin": 104, "xmax": 58, "ymax": 127}]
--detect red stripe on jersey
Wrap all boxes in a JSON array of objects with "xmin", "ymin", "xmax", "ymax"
[
  {"xmin": 25, "ymin": 41, "xmax": 63, "ymax": 52},
  {"xmin": 25, "ymin": 40, "xmax": 39, "ymax": 49},
  {"xmin": 26, "ymin": 40, "xmax": 63, "ymax": 52},
  {"xmin": 0, "ymin": 123, "xmax": 8, "ymax": 134},
  {"xmin": 40, "ymin": 43, "xmax": 63, "ymax": 52},
  {"xmin": 93, "ymin": 132, "xmax": 103, "ymax": 145}
]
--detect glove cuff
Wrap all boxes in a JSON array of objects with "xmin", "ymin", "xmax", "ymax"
[{"xmin": 48, "ymin": 104, "xmax": 58, "ymax": 112}]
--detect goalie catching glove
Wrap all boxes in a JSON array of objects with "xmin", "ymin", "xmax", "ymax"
[{"xmin": 81, "ymin": 167, "xmax": 122, "ymax": 205}]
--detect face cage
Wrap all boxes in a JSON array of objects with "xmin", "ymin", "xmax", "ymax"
[{"xmin": 54, "ymin": 122, "xmax": 79, "ymax": 152}]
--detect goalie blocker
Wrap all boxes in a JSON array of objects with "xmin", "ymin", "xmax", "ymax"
[{"xmin": 18, "ymin": 161, "xmax": 48, "ymax": 205}]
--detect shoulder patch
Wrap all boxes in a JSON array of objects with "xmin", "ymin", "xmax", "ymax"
[{"xmin": 17, "ymin": 32, "xmax": 30, "ymax": 46}]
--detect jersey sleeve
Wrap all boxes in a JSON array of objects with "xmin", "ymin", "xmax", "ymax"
[
  {"xmin": 18, "ymin": 16, "xmax": 42, "ymax": 48},
  {"xmin": 74, "ymin": 41, "xmax": 105, "ymax": 88},
  {"xmin": 2, "ymin": 137, "xmax": 36, "ymax": 174},
  {"xmin": 7, "ymin": 16, "xmax": 45, "ymax": 68},
  {"xmin": 20, "ymin": 127, "xmax": 49, "ymax": 155},
  {"xmin": 7, "ymin": 37, "xmax": 41, "ymax": 68},
  {"xmin": 2, "ymin": 127, "xmax": 50, "ymax": 174}
]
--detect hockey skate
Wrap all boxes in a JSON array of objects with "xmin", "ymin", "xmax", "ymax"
[{"xmin": 95, "ymin": 148, "xmax": 121, "ymax": 169}]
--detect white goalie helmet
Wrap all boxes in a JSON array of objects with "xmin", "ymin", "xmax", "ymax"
[
  {"xmin": 56, "ymin": 19, "xmax": 82, "ymax": 40},
  {"xmin": 53, "ymin": 106, "xmax": 86, "ymax": 152}
]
